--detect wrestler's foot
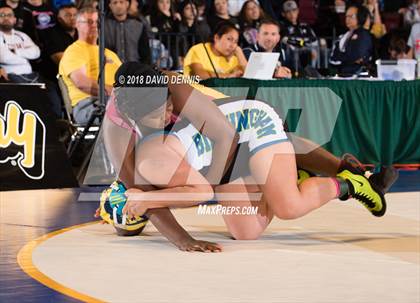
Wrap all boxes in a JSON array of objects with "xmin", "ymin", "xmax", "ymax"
[
  {"xmin": 369, "ymin": 166, "xmax": 399, "ymax": 195},
  {"xmin": 337, "ymin": 169, "xmax": 386, "ymax": 217},
  {"xmin": 338, "ymin": 154, "xmax": 398, "ymax": 197}
]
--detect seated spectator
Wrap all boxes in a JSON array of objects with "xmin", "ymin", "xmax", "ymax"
[
  {"xmin": 403, "ymin": 0, "xmax": 420, "ymax": 27},
  {"xmin": 104, "ymin": 0, "xmax": 150, "ymax": 63},
  {"xmin": 178, "ymin": 0, "xmax": 210, "ymax": 42},
  {"xmin": 407, "ymin": 21, "xmax": 420, "ymax": 59},
  {"xmin": 77, "ymin": 0, "xmax": 98, "ymax": 9},
  {"xmin": 207, "ymin": 0, "xmax": 239, "ymax": 31},
  {"xmin": 128, "ymin": 0, "xmax": 147, "ymax": 21},
  {"xmin": 330, "ymin": 4, "xmax": 373, "ymax": 75},
  {"xmin": 0, "ymin": 0, "xmax": 37, "ymax": 43},
  {"xmin": 42, "ymin": 4, "xmax": 77, "ymax": 80},
  {"xmin": 243, "ymin": 19, "xmax": 292, "ymax": 78},
  {"xmin": 183, "ymin": 21, "xmax": 247, "ymax": 79},
  {"xmin": 59, "ymin": 7, "xmax": 121, "ymax": 124},
  {"xmin": 238, "ymin": 0, "xmax": 265, "ymax": 47},
  {"xmin": 378, "ymin": 29, "xmax": 409, "ymax": 59},
  {"xmin": 148, "ymin": 0, "xmax": 181, "ymax": 68},
  {"xmin": 388, "ymin": 34, "xmax": 410, "ymax": 59},
  {"xmin": 280, "ymin": 0, "xmax": 318, "ymax": 71},
  {"xmin": 149, "ymin": 0, "xmax": 180, "ymax": 32},
  {"xmin": 363, "ymin": 0, "xmax": 386, "ymax": 39},
  {"xmin": 281, "ymin": 0, "xmax": 318, "ymax": 47},
  {"xmin": 45, "ymin": 4, "xmax": 77, "ymax": 66},
  {"xmin": 195, "ymin": 0, "xmax": 207, "ymax": 22},
  {"xmin": 128, "ymin": 0, "xmax": 139, "ymax": 17},
  {"xmin": 0, "ymin": 6, "xmax": 40, "ymax": 81},
  {"xmin": 126, "ymin": 0, "xmax": 152, "ymax": 35},
  {"xmin": 23, "ymin": 0, "xmax": 56, "ymax": 43},
  {"xmin": 0, "ymin": 5, "xmax": 62, "ymax": 117},
  {"xmin": 177, "ymin": 0, "xmax": 210, "ymax": 63}
]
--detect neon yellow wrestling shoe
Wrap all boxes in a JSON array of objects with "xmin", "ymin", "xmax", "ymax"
[
  {"xmin": 337, "ymin": 169, "xmax": 386, "ymax": 217},
  {"xmin": 297, "ymin": 169, "xmax": 312, "ymax": 185}
]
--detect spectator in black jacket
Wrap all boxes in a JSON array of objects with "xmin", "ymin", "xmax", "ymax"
[
  {"xmin": 104, "ymin": 0, "xmax": 150, "ymax": 63},
  {"xmin": 330, "ymin": 4, "xmax": 373, "ymax": 75},
  {"xmin": 148, "ymin": 0, "xmax": 180, "ymax": 68},
  {"xmin": 42, "ymin": 4, "xmax": 78, "ymax": 80},
  {"xmin": 149, "ymin": 0, "xmax": 180, "ymax": 33},
  {"xmin": 177, "ymin": 0, "xmax": 210, "ymax": 61},
  {"xmin": 280, "ymin": 0, "xmax": 318, "ymax": 72},
  {"xmin": 207, "ymin": 0, "xmax": 239, "ymax": 31},
  {"xmin": 243, "ymin": 19, "xmax": 292, "ymax": 78}
]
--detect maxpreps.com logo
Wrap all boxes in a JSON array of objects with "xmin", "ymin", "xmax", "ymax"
[{"xmin": 0, "ymin": 101, "xmax": 46, "ymax": 180}]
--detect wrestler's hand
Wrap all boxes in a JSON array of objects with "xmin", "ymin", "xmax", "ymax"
[
  {"xmin": 178, "ymin": 239, "xmax": 223, "ymax": 253},
  {"xmin": 93, "ymin": 207, "xmax": 108, "ymax": 224},
  {"xmin": 123, "ymin": 201, "xmax": 148, "ymax": 218},
  {"xmin": 123, "ymin": 188, "xmax": 148, "ymax": 217}
]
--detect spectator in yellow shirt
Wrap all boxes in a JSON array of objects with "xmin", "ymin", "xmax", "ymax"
[
  {"xmin": 59, "ymin": 7, "xmax": 121, "ymax": 124},
  {"xmin": 183, "ymin": 21, "xmax": 247, "ymax": 80}
]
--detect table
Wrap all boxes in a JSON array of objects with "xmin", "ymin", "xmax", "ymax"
[{"xmin": 202, "ymin": 78, "xmax": 420, "ymax": 165}]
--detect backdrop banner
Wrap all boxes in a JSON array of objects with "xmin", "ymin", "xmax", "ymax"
[
  {"xmin": 0, "ymin": 84, "xmax": 78, "ymax": 191},
  {"xmin": 202, "ymin": 78, "xmax": 420, "ymax": 165}
]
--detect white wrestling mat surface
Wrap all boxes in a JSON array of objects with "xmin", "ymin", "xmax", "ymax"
[{"xmin": 26, "ymin": 193, "xmax": 420, "ymax": 303}]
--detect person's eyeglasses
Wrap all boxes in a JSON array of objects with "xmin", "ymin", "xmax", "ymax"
[
  {"xmin": 345, "ymin": 14, "xmax": 357, "ymax": 19},
  {"xmin": 0, "ymin": 13, "xmax": 14, "ymax": 18},
  {"xmin": 78, "ymin": 19, "xmax": 98, "ymax": 25}
]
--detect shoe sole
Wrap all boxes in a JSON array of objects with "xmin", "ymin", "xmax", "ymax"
[
  {"xmin": 341, "ymin": 170, "xmax": 387, "ymax": 217},
  {"xmin": 370, "ymin": 166, "xmax": 399, "ymax": 195},
  {"xmin": 368, "ymin": 178, "xmax": 387, "ymax": 217}
]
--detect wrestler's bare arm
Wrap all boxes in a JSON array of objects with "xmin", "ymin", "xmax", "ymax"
[
  {"xmin": 102, "ymin": 118, "xmax": 220, "ymax": 252},
  {"xmin": 164, "ymin": 72, "xmax": 239, "ymax": 185},
  {"xmin": 123, "ymin": 135, "xmax": 214, "ymax": 216}
]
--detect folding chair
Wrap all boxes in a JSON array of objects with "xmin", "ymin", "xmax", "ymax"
[{"xmin": 56, "ymin": 74, "xmax": 110, "ymax": 182}]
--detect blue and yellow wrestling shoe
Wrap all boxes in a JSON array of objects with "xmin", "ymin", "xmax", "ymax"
[{"xmin": 99, "ymin": 181, "xmax": 149, "ymax": 233}]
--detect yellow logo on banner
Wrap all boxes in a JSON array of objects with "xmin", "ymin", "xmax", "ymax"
[{"xmin": 0, "ymin": 101, "xmax": 46, "ymax": 180}]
